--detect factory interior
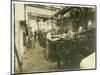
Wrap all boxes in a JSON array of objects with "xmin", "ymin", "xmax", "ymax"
[{"xmin": 12, "ymin": 2, "xmax": 96, "ymax": 73}]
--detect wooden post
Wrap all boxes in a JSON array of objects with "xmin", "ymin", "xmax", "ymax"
[
  {"xmin": 14, "ymin": 45, "xmax": 22, "ymax": 72},
  {"xmin": 51, "ymin": 18, "xmax": 53, "ymax": 29},
  {"xmin": 37, "ymin": 18, "xmax": 40, "ymax": 33},
  {"xmin": 24, "ymin": 4, "xmax": 26, "ymax": 21}
]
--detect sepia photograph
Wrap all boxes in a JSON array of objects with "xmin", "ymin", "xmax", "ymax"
[{"xmin": 12, "ymin": 0, "xmax": 96, "ymax": 74}]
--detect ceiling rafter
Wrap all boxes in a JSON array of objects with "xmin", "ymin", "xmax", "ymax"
[{"xmin": 26, "ymin": 4, "xmax": 60, "ymax": 12}]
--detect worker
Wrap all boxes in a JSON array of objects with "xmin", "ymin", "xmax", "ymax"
[
  {"xmin": 46, "ymin": 29, "xmax": 60, "ymax": 41},
  {"xmin": 33, "ymin": 30, "xmax": 37, "ymax": 48}
]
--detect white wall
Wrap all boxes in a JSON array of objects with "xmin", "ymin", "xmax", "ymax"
[
  {"xmin": 29, "ymin": 19, "xmax": 57, "ymax": 33},
  {"xmin": 30, "ymin": 19, "xmax": 37, "ymax": 33},
  {"xmin": 14, "ymin": 3, "xmax": 25, "ymax": 72}
]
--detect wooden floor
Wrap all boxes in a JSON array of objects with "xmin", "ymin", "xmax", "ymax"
[{"xmin": 20, "ymin": 41, "xmax": 58, "ymax": 73}]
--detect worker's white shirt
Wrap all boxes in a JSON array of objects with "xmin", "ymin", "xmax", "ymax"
[
  {"xmin": 46, "ymin": 32, "xmax": 52, "ymax": 40},
  {"xmin": 80, "ymin": 52, "xmax": 95, "ymax": 69}
]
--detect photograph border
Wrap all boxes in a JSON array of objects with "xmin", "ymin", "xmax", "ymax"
[{"xmin": 11, "ymin": 0, "xmax": 97, "ymax": 75}]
